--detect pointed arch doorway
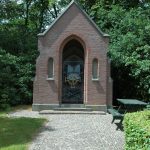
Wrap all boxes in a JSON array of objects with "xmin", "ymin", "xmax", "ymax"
[{"xmin": 62, "ymin": 39, "xmax": 84, "ymax": 104}]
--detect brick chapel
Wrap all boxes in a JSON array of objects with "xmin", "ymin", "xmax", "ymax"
[{"xmin": 33, "ymin": 0, "xmax": 112, "ymax": 112}]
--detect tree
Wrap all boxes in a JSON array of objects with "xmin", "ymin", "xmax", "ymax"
[{"xmin": 90, "ymin": 2, "xmax": 150, "ymax": 101}]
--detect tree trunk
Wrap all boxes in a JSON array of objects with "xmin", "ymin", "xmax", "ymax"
[{"xmin": 53, "ymin": 4, "xmax": 58, "ymax": 18}]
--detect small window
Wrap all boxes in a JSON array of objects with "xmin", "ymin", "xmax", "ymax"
[
  {"xmin": 48, "ymin": 58, "xmax": 54, "ymax": 79},
  {"xmin": 92, "ymin": 58, "xmax": 98, "ymax": 79}
]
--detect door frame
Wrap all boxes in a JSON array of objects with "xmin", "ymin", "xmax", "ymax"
[{"xmin": 58, "ymin": 34, "xmax": 87, "ymax": 105}]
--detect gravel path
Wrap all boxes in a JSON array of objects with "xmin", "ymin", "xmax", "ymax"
[{"xmin": 9, "ymin": 110, "xmax": 125, "ymax": 150}]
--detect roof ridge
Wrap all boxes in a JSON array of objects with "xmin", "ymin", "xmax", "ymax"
[{"xmin": 38, "ymin": 0, "xmax": 109, "ymax": 37}]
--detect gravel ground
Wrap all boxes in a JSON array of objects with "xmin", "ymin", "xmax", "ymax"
[{"xmin": 9, "ymin": 110, "xmax": 125, "ymax": 150}]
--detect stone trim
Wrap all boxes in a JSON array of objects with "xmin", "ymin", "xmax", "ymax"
[
  {"xmin": 32, "ymin": 104, "xmax": 59, "ymax": 111},
  {"xmin": 92, "ymin": 78, "xmax": 100, "ymax": 81},
  {"xmin": 32, "ymin": 104, "xmax": 107, "ymax": 112},
  {"xmin": 86, "ymin": 105, "xmax": 107, "ymax": 112},
  {"xmin": 46, "ymin": 78, "xmax": 54, "ymax": 81}
]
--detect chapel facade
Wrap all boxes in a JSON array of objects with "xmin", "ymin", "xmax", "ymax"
[{"xmin": 33, "ymin": 0, "xmax": 112, "ymax": 111}]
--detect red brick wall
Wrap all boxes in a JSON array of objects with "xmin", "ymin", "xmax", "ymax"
[{"xmin": 33, "ymin": 3, "xmax": 112, "ymax": 106}]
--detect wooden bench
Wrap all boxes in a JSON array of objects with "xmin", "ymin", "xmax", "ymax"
[{"xmin": 108, "ymin": 108, "xmax": 124, "ymax": 123}]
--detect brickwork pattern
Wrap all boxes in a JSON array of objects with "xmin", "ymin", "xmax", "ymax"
[{"xmin": 33, "ymin": 2, "xmax": 112, "ymax": 107}]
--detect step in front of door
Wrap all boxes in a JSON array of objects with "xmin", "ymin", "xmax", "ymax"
[
  {"xmin": 53, "ymin": 107, "xmax": 92, "ymax": 111},
  {"xmin": 60, "ymin": 104, "xmax": 85, "ymax": 108},
  {"xmin": 39, "ymin": 110, "xmax": 106, "ymax": 115}
]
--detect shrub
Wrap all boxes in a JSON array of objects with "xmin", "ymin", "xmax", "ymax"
[
  {"xmin": 0, "ymin": 49, "xmax": 34, "ymax": 110},
  {"xmin": 123, "ymin": 110, "xmax": 150, "ymax": 150},
  {"xmin": 146, "ymin": 104, "xmax": 150, "ymax": 110},
  {"xmin": 0, "ymin": 94, "xmax": 10, "ymax": 110}
]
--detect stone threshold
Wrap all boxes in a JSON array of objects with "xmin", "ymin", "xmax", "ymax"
[
  {"xmin": 32, "ymin": 104, "xmax": 107, "ymax": 113},
  {"xmin": 39, "ymin": 110, "xmax": 106, "ymax": 115}
]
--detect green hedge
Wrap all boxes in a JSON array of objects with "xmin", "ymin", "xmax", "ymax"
[{"xmin": 123, "ymin": 110, "xmax": 150, "ymax": 150}]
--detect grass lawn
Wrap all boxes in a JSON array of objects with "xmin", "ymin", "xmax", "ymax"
[{"xmin": 0, "ymin": 108, "xmax": 46, "ymax": 150}]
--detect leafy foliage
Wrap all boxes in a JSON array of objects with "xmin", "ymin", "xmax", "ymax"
[
  {"xmin": 0, "ymin": 49, "xmax": 34, "ymax": 109},
  {"xmin": 90, "ymin": 3, "xmax": 150, "ymax": 101},
  {"xmin": 123, "ymin": 110, "xmax": 150, "ymax": 150}
]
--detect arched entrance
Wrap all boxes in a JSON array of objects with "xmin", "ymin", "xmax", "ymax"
[{"xmin": 62, "ymin": 39, "xmax": 84, "ymax": 104}]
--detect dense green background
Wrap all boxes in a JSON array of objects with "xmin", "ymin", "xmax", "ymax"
[{"xmin": 0, "ymin": 0, "xmax": 150, "ymax": 109}]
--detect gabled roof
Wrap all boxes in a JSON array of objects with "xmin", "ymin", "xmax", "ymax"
[{"xmin": 38, "ymin": 0, "xmax": 109, "ymax": 37}]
